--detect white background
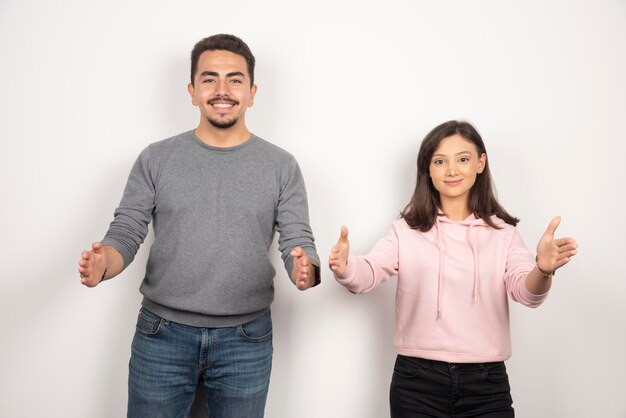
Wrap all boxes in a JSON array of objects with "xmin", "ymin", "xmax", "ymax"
[{"xmin": 1, "ymin": 1, "xmax": 625, "ymax": 417}]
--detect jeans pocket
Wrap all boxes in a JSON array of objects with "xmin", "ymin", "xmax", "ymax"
[
  {"xmin": 238, "ymin": 311, "xmax": 273, "ymax": 342},
  {"xmin": 393, "ymin": 355, "xmax": 425, "ymax": 379},
  {"xmin": 135, "ymin": 308, "xmax": 166, "ymax": 337},
  {"xmin": 485, "ymin": 362, "xmax": 509, "ymax": 383}
]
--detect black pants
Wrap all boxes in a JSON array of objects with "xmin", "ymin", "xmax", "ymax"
[{"xmin": 390, "ymin": 355, "xmax": 514, "ymax": 418}]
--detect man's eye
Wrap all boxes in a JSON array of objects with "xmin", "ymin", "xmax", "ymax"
[
  {"xmin": 203, "ymin": 79, "xmax": 215, "ymax": 83},
  {"xmin": 230, "ymin": 79, "xmax": 243, "ymax": 84}
]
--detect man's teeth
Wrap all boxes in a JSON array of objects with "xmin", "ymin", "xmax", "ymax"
[{"xmin": 213, "ymin": 103, "xmax": 233, "ymax": 108}]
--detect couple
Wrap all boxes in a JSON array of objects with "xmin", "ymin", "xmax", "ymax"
[{"xmin": 78, "ymin": 34, "xmax": 577, "ymax": 418}]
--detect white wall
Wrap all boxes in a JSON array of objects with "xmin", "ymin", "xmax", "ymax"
[{"xmin": 1, "ymin": 1, "xmax": 625, "ymax": 417}]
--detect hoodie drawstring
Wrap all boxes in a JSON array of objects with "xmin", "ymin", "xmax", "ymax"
[
  {"xmin": 468, "ymin": 224, "xmax": 480, "ymax": 303},
  {"xmin": 436, "ymin": 218, "xmax": 444, "ymax": 320},
  {"xmin": 435, "ymin": 215, "xmax": 484, "ymax": 320}
]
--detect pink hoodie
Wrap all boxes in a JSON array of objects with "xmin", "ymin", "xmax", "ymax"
[{"xmin": 335, "ymin": 215, "xmax": 548, "ymax": 363}]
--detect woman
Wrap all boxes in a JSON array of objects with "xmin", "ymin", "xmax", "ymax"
[{"xmin": 328, "ymin": 120, "xmax": 577, "ymax": 417}]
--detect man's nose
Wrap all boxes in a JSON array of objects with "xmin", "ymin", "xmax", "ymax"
[{"xmin": 215, "ymin": 79, "xmax": 229, "ymax": 95}]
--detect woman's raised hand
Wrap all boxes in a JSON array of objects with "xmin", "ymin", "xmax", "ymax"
[
  {"xmin": 328, "ymin": 226, "xmax": 350, "ymax": 275},
  {"xmin": 536, "ymin": 216, "xmax": 578, "ymax": 273}
]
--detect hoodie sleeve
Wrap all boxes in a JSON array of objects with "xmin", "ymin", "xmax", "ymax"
[
  {"xmin": 504, "ymin": 228, "xmax": 549, "ymax": 307},
  {"xmin": 334, "ymin": 223, "xmax": 399, "ymax": 294}
]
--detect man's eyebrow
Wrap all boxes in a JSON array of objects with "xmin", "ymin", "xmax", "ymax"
[
  {"xmin": 199, "ymin": 71, "xmax": 219, "ymax": 78},
  {"xmin": 226, "ymin": 71, "xmax": 246, "ymax": 78},
  {"xmin": 199, "ymin": 71, "xmax": 246, "ymax": 78}
]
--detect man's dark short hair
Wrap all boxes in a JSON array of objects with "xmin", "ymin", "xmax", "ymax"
[{"xmin": 190, "ymin": 34, "xmax": 256, "ymax": 86}]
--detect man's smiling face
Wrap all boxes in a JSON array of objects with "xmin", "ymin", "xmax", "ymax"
[{"xmin": 188, "ymin": 50, "xmax": 257, "ymax": 130}]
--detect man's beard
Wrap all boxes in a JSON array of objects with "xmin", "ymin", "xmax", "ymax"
[
  {"xmin": 207, "ymin": 116, "xmax": 238, "ymax": 129},
  {"xmin": 206, "ymin": 96, "xmax": 240, "ymax": 129}
]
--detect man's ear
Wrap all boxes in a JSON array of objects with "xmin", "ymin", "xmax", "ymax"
[
  {"xmin": 248, "ymin": 84, "xmax": 257, "ymax": 107},
  {"xmin": 188, "ymin": 83, "xmax": 198, "ymax": 106}
]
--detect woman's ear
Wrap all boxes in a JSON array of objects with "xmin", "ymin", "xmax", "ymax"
[{"xmin": 477, "ymin": 153, "xmax": 487, "ymax": 173}]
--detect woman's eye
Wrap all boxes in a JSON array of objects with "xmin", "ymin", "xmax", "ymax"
[
  {"xmin": 433, "ymin": 159, "xmax": 445, "ymax": 166},
  {"xmin": 459, "ymin": 157, "xmax": 470, "ymax": 163}
]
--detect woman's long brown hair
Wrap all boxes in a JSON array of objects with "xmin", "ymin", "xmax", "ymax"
[{"xmin": 401, "ymin": 120, "xmax": 519, "ymax": 231}]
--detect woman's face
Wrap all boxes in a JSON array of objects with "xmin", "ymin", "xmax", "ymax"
[{"xmin": 429, "ymin": 134, "xmax": 486, "ymax": 207}]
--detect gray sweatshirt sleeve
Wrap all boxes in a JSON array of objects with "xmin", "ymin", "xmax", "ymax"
[
  {"xmin": 101, "ymin": 146, "xmax": 155, "ymax": 267},
  {"xmin": 276, "ymin": 157, "xmax": 321, "ymax": 285}
]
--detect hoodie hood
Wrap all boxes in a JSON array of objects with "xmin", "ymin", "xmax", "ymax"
[{"xmin": 434, "ymin": 213, "xmax": 504, "ymax": 320}]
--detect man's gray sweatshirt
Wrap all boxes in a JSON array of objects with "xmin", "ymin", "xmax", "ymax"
[{"xmin": 102, "ymin": 131, "xmax": 320, "ymax": 327}]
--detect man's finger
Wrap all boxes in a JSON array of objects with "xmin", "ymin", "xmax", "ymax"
[{"xmin": 291, "ymin": 246, "xmax": 304, "ymax": 258}]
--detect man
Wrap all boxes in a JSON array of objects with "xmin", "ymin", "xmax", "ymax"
[{"xmin": 77, "ymin": 34, "xmax": 320, "ymax": 418}]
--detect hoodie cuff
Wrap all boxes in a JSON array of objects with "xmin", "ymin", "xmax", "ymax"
[
  {"xmin": 520, "ymin": 282, "xmax": 550, "ymax": 307},
  {"xmin": 334, "ymin": 254, "xmax": 358, "ymax": 283}
]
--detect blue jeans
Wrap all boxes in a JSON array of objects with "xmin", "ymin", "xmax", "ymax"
[
  {"xmin": 127, "ymin": 308, "xmax": 273, "ymax": 418},
  {"xmin": 390, "ymin": 355, "xmax": 514, "ymax": 418}
]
